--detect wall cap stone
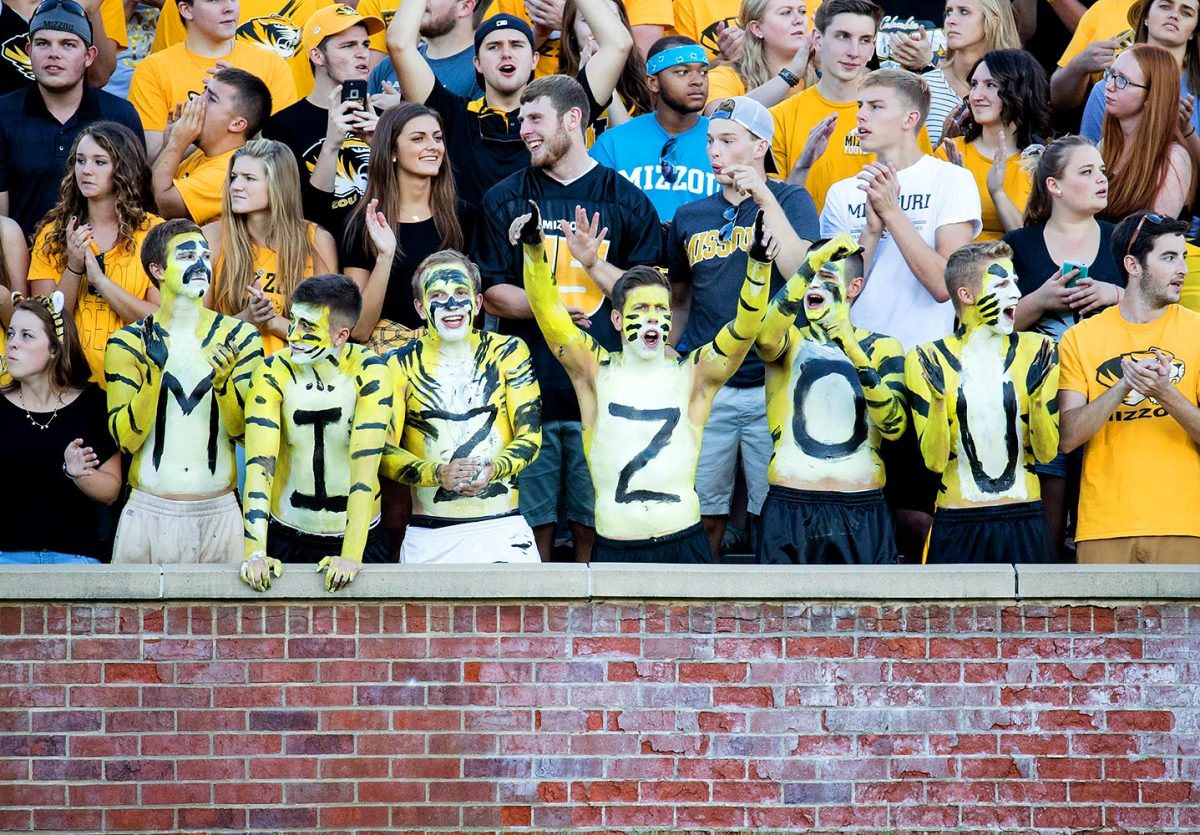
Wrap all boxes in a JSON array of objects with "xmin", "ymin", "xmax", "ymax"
[{"xmin": 1017, "ymin": 563, "xmax": 1200, "ymax": 599}]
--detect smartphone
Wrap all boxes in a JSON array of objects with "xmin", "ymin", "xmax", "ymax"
[
  {"xmin": 1062, "ymin": 260, "xmax": 1089, "ymax": 288},
  {"xmin": 341, "ymin": 79, "xmax": 368, "ymax": 108}
]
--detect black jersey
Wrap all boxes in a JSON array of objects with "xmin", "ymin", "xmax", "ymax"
[{"xmin": 475, "ymin": 162, "xmax": 662, "ymax": 422}]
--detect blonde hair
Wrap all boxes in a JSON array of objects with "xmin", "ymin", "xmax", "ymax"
[
  {"xmin": 944, "ymin": 0, "xmax": 1020, "ymax": 63},
  {"xmin": 944, "ymin": 239, "xmax": 1012, "ymax": 301},
  {"xmin": 212, "ymin": 139, "xmax": 317, "ymax": 318},
  {"xmin": 861, "ymin": 67, "xmax": 932, "ymax": 123},
  {"xmin": 731, "ymin": 0, "xmax": 815, "ymax": 90}
]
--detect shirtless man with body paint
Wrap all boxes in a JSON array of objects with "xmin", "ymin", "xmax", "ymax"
[
  {"xmin": 240, "ymin": 274, "xmax": 394, "ymax": 593},
  {"xmin": 514, "ymin": 200, "xmax": 776, "ymax": 562},
  {"xmin": 105, "ymin": 219, "xmax": 263, "ymax": 564},
  {"xmin": 382, "ymin": 250, "xmax": 543, "ymax": 564},
  {"xmin": 755, "ymin": 233, "xmax": 908, "ymax": 564},
  {"xmin": 904, "ymin": 240, "xmax": 1060, "ymax": 564}
]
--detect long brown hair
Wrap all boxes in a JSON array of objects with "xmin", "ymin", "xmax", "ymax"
[
  {"xmin": 1128, "ymin": 0, "xmax": 1200, "ymax": 97},
  {"xmin": 212, "ymin": 139, "xmax": 317, "ymax": 317},
  {"xmin": 35, "ymin": 122, "xmax": 153, "ymax": 266},
  {"xmin": 348, "ymin": 103, "xmax": 464, "ymax": 260},
  {"xmin": 1023, "ymin": 135, "xmax": 1100, "ymax": 226},
  {"xmin": 1100, "ymin": 44, "xmax": 1189, "ymax": 220},
  {"xmin": 1, "ymin": 298, "xmax": 90, "ymax": 394},
  {"xmin": 558, "ymin": 0, "xmax": 653, "ymax": 116}
]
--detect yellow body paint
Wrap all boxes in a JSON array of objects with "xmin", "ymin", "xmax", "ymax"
[
  {"xmin": 523, "ymin": 231, "xmax": 770, "ymax": 540},
  {"xmin": 758, "ymin": 234, "xmax": 907, "ymax": 491},
  {"xmin": 242, "ymin": 334, "xmax": 393, "ymax": 562},
  {"xmin": 105, "ymin": 231, "xmax": 263, "ymax": 496},
  {"xmin": 905, "ymin": 258, "xmax": 1060, "ymax": 508}
]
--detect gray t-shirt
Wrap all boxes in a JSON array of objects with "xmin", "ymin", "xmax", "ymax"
[{"xmin": 668, "ymin": 179, "xmax": 819, "ymax": 387}]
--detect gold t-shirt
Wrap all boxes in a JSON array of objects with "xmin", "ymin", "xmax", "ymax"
[
  {"xmin": 935, "ymin": 137, "xmax": 1032, "ymax": 241},
  {"xmin": 1059, "ymin": 303, "xmax": 1200, "ymax": 541},
  {"xmin": 175, "ymin": 148, "xmax": 237, "ymax": 226},
  {"xmin": 1058, "ymin": 0, "xmax": 1135, "ymax": 67},
  {"xmin": 29, "ymin": 214, "xmax": 164, "ymax": 383},
  {"xmin": 150, "ymin": 0, "xmax": 329, "ymax": 97},
  {"xmin": 672, "ymin": 0, "xmax": 739, "ymax": 58},
  {"xmin": 130, "ymin": 40, "xmax": 298, "ymax": 132}
]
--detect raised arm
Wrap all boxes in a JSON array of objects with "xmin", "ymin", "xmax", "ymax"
[
  {"xmin": 1026, "ymin": 336, "xmax": 1060, "ymax": 464},
  {"xmin": 575, "ymin": 0, "xmax": 634, "ymax": 107},
  {"xmin": 904, "ymin": 344, "xmax": 951, "ymax": 474},
  {"xmin": 385, "ymin": 0, "xmax": 436, "ymax": 104},
  {"xmin": 515, "ymin": 201, "xmax": 606, "ymax": 383},
  {"xmin": 692, "ymin": 211, "xmax": 773, "ymax": 391},
  {"xmin": 104, "ymin": 318, "xmax": 165, "ymax": 454}
]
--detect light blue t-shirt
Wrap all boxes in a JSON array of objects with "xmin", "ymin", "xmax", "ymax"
[
  {"xmin": 1081, "ymin": 74, "xmax": 1200, "ymax": 140},
  {"xmin": 589, "ymin": 113, "xmax": 719, "ymax": 223},
  {"xmin": 369, "ymin": 44, "xmax": 483, "ymax": 100}
]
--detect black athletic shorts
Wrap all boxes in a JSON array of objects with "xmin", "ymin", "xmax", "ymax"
[
  {"xmin": 267, "ymin": 517, "xmax": 393, "ymax": 564},
  {"xmin": 925, "ymin": 501, "xmax": 1053, "ymax": 564},
  {"xmin": 880, "ymin": 422, "xmax": 940, "ymax": 515},
  {"xmin": 756, "ymin": 486, "xmax": 897, "ymax": 565},
  {"xmin": 592, "ymin": 522, "xmax": 712, "ymax": 564}
]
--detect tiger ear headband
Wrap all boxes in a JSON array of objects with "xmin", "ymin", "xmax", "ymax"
[{"xmin": 11, "ymin": 291, "xmax": 66, "ymax": 342}]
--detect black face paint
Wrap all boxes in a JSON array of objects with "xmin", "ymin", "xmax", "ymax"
[
  {"xmin": 427, "ymin": 296, "xmax": 472, "ymax": 316},
  {"xmin": 182, "ymin": 260, "xmax": 211, "ymax": 286},
  {"xmin": 421, "ymin": 268, "xmax": 473, "ymax": 296}
]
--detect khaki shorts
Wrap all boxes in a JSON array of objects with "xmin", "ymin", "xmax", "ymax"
[
  {"xmin": 111, "ymin": 489, "xmax": 241, "ymax": 564},
  {"xmin": 1076, "ymin": 536, "xmax": 1200, "ymax": 565}
]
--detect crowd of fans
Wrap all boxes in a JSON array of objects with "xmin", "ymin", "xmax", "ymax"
[{"xmin": 1, "ymin": 0, "xmax": 1199, "ymax": 570}]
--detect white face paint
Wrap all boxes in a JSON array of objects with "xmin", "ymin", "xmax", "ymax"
[
  {"xmin": 620, "ymin": 285, "xmax": 672, "ymax": 362},
  {"xmin": 969, "ymin": 259, "xmax": 1021, "ymax": 336}
]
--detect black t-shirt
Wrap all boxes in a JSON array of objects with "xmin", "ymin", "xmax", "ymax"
[
  {"xmin": 0, "ymin": 384, "xmax": 117, "ymax": 560},
  {"xmin": 475, "ymin": 162, "xmax": 663, "ymax": 422},
  {"xmin": 341, "ymin": 210, "xmax": 478, "ymax": 329},
  {"xmin": 263, "ymin": 97, "xmax": 371, "ymax": 241},
  {"xmin": 1003, "ymin": 220, "xmax": 1121, "ymax": 342},
  {"xmin": 424, "ymin": 67, "xmax": 606, "ymax": 209},
  {"xmin": 0, "ymin": 4, "xmax": 32, "ymax": 98}
]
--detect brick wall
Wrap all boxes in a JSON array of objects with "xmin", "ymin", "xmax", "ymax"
[{"xmin": 1, "ymin": 596, "xmax": 1198, "ymax": 833}]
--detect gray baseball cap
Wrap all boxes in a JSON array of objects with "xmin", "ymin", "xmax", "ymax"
[{"xmin": 29, "ymin": 0, "xmax": 92, "ymax": 46}]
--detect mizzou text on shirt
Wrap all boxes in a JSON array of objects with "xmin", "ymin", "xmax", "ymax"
[
  {"xmin": 819, "ymin": 154, "xmax": 981, "ymax": 351},
  {"xmin": 0, "ymin": 0, "xmax": 127, "ymax": 96},
  {"xmin": 29, "ymin": 214, "xmax": 164, "ymax": 383},
  {"xmin": 129, "ymin": 40, "xmax": 297, "ymax": 132},
  {"xmin": 1059, "ymin": 303, "xmax": 1200, "ymax": 541},
  {"xmin": 150, "ymin": 0, "xmax": 327, "ymax": 96}
]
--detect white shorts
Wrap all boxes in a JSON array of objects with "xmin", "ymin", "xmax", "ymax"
[
  {"xmin": 112, "ymin": 489, "xmax": 241, "ymax": 564},
  {"xmin": 400, "ymin": 514, "xmax": 540, "ymax": 564}
]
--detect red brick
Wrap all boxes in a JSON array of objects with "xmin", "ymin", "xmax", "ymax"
[
  {"xmin": 1033, "ymin": 806, "xmax": 1103, "ymax": 829},
  {"xmin": 320, "ymin": 756, "xmax": 390, "ymax": 779},
  {"xmin": 72, "ymin": 638, "xmax": 139, "ymax": 660},
  {"xmin": 999, "ymin": 733, "xmax": 1068, "ymax": 755},
  {"xmin": 713, "ymin": 686, "xmax": 774, "ymax": 707},
  {"xmin": 143, "ymin": 781, "xmax": 210, "ymax": 805},
  {"xmin": 1069, "ymin": 780, "xmax": 1139, "ymax": 802},
  {"xmin": 1073, "ymin": 732, "xmax": 1138, "ymax": 755},
  {"xmin": 1107, "ymin": 805, "xmax": 1176, "ymax": 828},
  {"xmin": 287, "ymin": 637, "xmax": 355, "ymax": 658},
  {"xmin": 141, "ymin": 733, "xmax": 212, "ymax": 756},
  {"xmin": 0, "ymin": 685, "xmax": 64, "ymax": 707},
  {"xmin": 642, "ymin": 780, "xmax": 710, "ymax": 802},
  {"xmin": 675, "ymin": 805, "xmax": 743, "ymax": 826},
  {"xmin": 464, "ymin": 660, "xmax": 533, "ymax": 682},
  {"xmin": 785, "ymin": 637, "xmax": 854, "ymax": 657},
  {"xmin": 0, "ymin": 637, "xmax": 66, "ymax": 660},
  {"xmin": 217, "ymin": 637, "xmax": 286, "ymax": 660},
  {"xmin": 929, "ymin": 637, "xmax": 998, "ymax": 658},
  {"xmin": 500, "ymin": 805, "xmax": 532, "ymax": 826},
  {"xmin": 178, "ymin": 807, "xmax": 248, "ymax": 830},
  {"xmin": 142, "ymin": 638, "xmax": 213, "ymax": 660},
  {"xmin": 105, "ymin": 808, "xmax": 174, "ymax": 830},
  {"xmin": 285, "ymin": 780, "xmax": 354, "ymax": 804},
  {"xmin": 1108, "ymin": 710, "xmax": 1174, "ymax": 731},
  {"xmin": 33, "ymin": 807, "xmax": 102, "ymax": 831},
  {"xmin": 570, "ymin": 780, "xmax": 638, "ymax": 802},
  {"xmin": 1071, "ymin": 637, "xmax": 1143, "ymax": 659},
  {"xmin": 1037, "ymin": 756, "xmax": 1102, "ymax": 779},
  {"xmin": 1106, "ymin": 756, "xmax": 1168, "ymax": 779},
  {"xmin": 572, "ymin": 637, "xmax": 640, "ymax": 656},
  {"xmin": 678, "ymin": 661, "xmax": 746, "ymax": 683},
  {"xmin": 1038, "ymin": 709, "xmax": 1100, "ymax": 730}
]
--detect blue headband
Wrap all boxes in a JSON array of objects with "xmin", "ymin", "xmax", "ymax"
[{"xmin": 646, "ymin": 44, "xmax": 709, "ymax": 75}]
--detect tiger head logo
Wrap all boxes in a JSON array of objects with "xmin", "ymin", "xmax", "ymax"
[
  {"xmin": 698, "ymin": 17, "xmax": 739, "ymax": 58},
  {"xmin": 238, "ymin": 15, "xmax": 302, "ymax": 59},
  {"xmin": 304, "ymin": 136, "xmax": 371, "ymax": 202},
  {"xmin": 1, "ymin": 34, "xmax": 32, "ymax": 80},
  {"xmin": 1096, "ymin": 347, "xmax": 1185, "ymax": 406}
]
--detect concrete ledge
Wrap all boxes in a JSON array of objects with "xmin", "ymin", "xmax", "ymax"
[
  {"xmin": 0, "ymin": 564, "xmax": 162, "ymax": 600},
  {"xmin": 1017, "ymin": 564, "xmax": 1200, "ymax": 599},
  {"xmin": 3, "ymin": 563, "xmax": 1200, "ymax": 602},
  {"xmin": 590, "ymin": 563, "xmax": 1017, "ymax": 600}
]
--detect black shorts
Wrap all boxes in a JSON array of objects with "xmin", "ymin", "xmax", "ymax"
[
  {"xmin": 592, "ymin": 522, "xmax": 712, "ymax": 564},
  {"xmin": 880, "ymin": 422, "xmax": 940, "ymax": 515},
  {"xmin": 756, "ymin": 486, "xmax": 897, "ymax": 565},
  {"xmin": 926, "ymin": 501, "xmax": 1053, "ymax": 564},
  {"xmin": 267, "ymin": 517, "xmax": 393, "ymax": 564}
]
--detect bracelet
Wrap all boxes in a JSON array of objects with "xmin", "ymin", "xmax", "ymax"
[
  {"xmin": 1187, "ymin": 125, "xmax": 1196, "ymax": 138},
  {"xmin": 65, "ymin": 265, "xmax": 83, "ymax": 276},
  {"xmin": 778, "ymin": 67, "xmax": 801, "ymax": 88},
  {"xmin": 62, "ymin": 462, "xmax": 78, "ymax": 480}
]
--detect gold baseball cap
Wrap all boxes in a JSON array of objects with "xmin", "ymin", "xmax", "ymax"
[{"xmin": 302, "ymin": 4, "xmax": 384, "ymax": 54}]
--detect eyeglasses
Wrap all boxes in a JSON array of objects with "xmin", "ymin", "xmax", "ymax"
[
  {"xmin": 1126, "ymin": 212, "xmax": 1167, "ymax": 256},
  {"xmin": 1103, "ymin": 67, "xmax": 1149, "ymax": 91},
  {"xmin": 659, "ymin": 136, "xmax": 679, "ymax": 184},
  {"xmin": 718, "ymin": 204, "xmax": 737, "ymax": 242}
]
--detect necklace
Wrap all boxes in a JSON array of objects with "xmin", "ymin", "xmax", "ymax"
[{"xmin": 19, "ymin": 391, "xmax": 63, "ymax": 431}]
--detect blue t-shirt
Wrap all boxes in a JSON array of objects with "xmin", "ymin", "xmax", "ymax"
[
  {"xmin": 589, "ymin": 113, "xmax": 719, "ymax": 223},
  {"xmin": 369, "ymin": 44, "xmax": 483, "ymax": 100},
  {"xmin": 1081, "ymin": 73, "xmax": 1200, "ymax": 140}
]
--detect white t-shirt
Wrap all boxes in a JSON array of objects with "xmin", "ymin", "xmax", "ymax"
[{"xmin": 820, "ymin": 154, "xmax": 982, "ymax": 350}]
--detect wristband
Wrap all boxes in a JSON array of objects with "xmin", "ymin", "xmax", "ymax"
[
  {"xmin": 65, "ymin": 265, "xmax": 83, "ymax": 276},
  {"xmin": 778, "ymin": 67, "xmax": 801, "ymax": 88},
  {"xmin": 62, "ymin": 462, "xmax": 77, "ymax": 480},
  {"xmin": 1187, "ymin": 125, "xmax": 1196, "ymax": 138}
]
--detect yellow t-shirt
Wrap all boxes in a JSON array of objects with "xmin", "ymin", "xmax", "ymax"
[
  {"xmin": 360, "ymin": 0, "xmax": 396, "ymax": 53},
  {"xmin": 770, "ymin": 86, "xmax": 932, "ymax": 213},
  {"xmin": 1059, "ymin": 303, "xmax": 1200, "ymax": 541},
  {"xmin": 1058, "ymin": 0, "xmax": 1135, "ymax": 67},
  {"xmin": 150, "ymin": 0, "xmax": 328, "ymax": 97},
  {"xmin": 175, "ymin": 148, "xmax": 236, "ymax": 226},
  {"xmin": 934, "ymin": 137, "xmax": 1032, "ymax": 241},
  {"xmin": 99, "ymin": 0, "xmax": 130, "ymax": 48},
  {"xmin": 673, "ymin": 0, "xmax": 739, "ymax": 58},
  {"xmin": 706, "ymin": 64, "xmax": 744, "ymax": 104},
  {"xmin": 214, "ymin": 228, "xmax": 318, "ymax": 355},
  {"xmin": 1182, "ymin": 241, "xmax": 1200, "ymax": 313},
  {"xmin": 130, "ymin": 40, "xmax": 298, "ymax": 132},
  {"xmin": 29, "ymin": 214, "xmax": 164, "ymax": 383}
]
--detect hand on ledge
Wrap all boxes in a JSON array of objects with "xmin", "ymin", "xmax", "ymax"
[
  {"xmin": 317, "ymin": 556, "xmax": 361, "ymax": 593},
  {"xmin": 240, "ymin": 554, "xmax": 283, "ymax": 592}
]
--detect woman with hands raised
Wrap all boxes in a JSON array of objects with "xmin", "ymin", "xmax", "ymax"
[{"xmin": 29, "ymin": 122, "xmax": 162, "ymax": 384}]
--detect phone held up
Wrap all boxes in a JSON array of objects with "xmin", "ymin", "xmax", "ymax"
[
  {"xmin": 341, "ymin": 79, "xmax": 368, "ymax": 107},
  {"xmin": 1062, "ymin": 260, "xmax": 1089, "ymax": 288}
]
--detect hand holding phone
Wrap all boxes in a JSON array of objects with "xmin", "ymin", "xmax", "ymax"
[
  {"xmin": 1061, "ymin": 260, "xmax": 1089, "ymax": 288},
  {"xmin": 341, "ymin": 79, "xmax": 368, "ymax": 109}
]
